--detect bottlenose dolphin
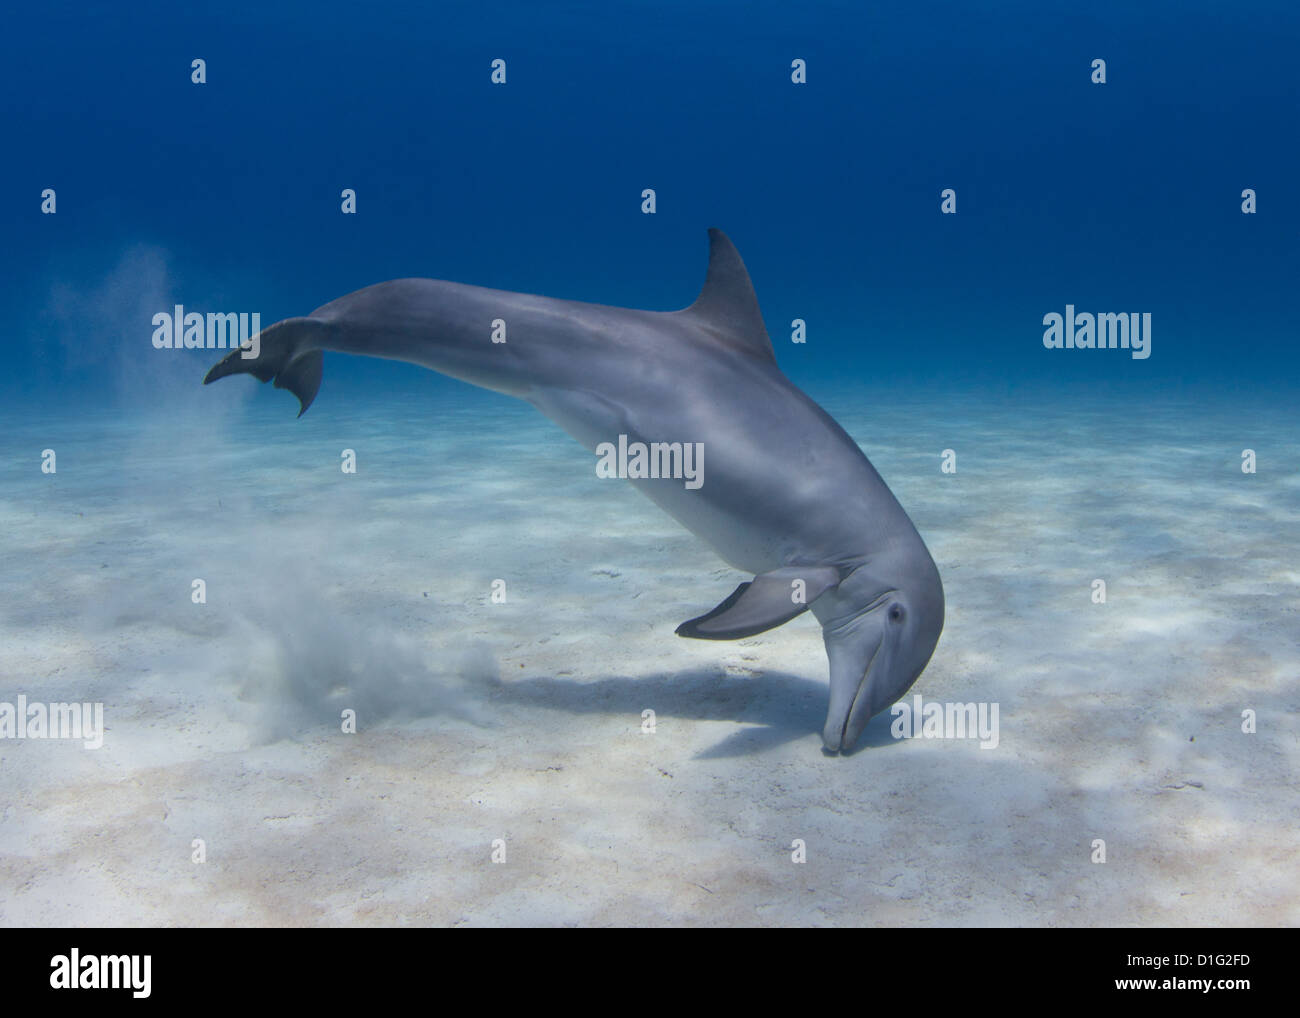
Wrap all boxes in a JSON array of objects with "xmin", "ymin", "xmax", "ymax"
[{"xmin": 204, "ymin": 230, "xmax": 944, "ymax": 752}]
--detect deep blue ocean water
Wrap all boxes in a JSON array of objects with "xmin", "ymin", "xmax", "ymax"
[{"xmin": 2, "ymin": 0, "xmax": 1296, "ymax": 409}]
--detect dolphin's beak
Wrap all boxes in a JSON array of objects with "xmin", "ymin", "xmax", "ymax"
[{"xmin": 821, "ymin": 615, "xmax": 896, "ymax": 753}]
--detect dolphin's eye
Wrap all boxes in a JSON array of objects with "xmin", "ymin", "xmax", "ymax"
[{"xmin": 889, "ymin": 603, "xmax": 904, "ymax": 623}]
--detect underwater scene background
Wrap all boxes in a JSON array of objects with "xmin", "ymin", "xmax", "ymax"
[{"xmin": 0, "ymin": 1, "xmax": 1296, "ymax": 925}]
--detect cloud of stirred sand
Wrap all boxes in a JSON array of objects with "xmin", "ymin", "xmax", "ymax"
[{"xmin": 225, "ymin": 559, "xmax": 500, "ymax": 743}]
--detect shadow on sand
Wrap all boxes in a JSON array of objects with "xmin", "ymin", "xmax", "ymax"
[{"xmin": 483, "ymin": 667, "xmax": 904, "ymax": 758}]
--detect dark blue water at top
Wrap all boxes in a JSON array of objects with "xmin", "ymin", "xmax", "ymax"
[{"xmin": 1, "ymin": 1, "xmax": 1296, "ymax": 413}]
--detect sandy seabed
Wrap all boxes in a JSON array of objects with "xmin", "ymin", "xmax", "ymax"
[{"xmin": 1, "ymin": 378, "xmax": 1297, "ymax": 926}]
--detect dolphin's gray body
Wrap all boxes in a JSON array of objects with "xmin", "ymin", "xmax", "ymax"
[{"xmin": 205, "ymin": 230, "xmax": 944, "ymax": 751}]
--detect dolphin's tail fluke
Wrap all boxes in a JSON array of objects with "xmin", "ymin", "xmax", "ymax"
[{"xmin": 202, "ymin": 316, "xmax": 325, "ymax": 417}]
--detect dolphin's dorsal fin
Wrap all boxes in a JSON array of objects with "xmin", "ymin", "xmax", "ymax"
[{"xmin": 681, "ymin": 228, "xmax": 776, "ymax": 364}]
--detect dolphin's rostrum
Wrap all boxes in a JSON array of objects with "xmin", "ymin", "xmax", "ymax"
[{"xmin": 204, "ymin": 230, "xmax": 944, "ymax": 752}]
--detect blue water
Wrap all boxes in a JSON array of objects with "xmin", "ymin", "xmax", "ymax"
[{"xmin": 2, "ymin": 0, "xmax": 1296, "ymax": 406}]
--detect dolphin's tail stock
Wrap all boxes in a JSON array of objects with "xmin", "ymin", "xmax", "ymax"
[{"xmin": 202, "ymin": 316, "xmax": 326, "ymax": 417}]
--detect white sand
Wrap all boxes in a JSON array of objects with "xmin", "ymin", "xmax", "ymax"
[{"xmin": 1, "ymin": 379, "xmax": 1296, "ymax": 926}]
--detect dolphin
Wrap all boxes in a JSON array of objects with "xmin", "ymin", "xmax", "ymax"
[{"xmin": 204, "ymin": 229, "xmax": 944, "ymax": 752}]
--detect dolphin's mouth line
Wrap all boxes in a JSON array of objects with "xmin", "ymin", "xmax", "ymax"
[
  {"xmin": 841, "ymin": 633, "xmax": 885, "ymax": 749},
  {"xmin": 826, "ymin": 588, "xmax": 898, "ymax": 637}
]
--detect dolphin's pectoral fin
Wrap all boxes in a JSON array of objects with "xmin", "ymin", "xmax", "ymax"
[
  {"xmin": 675, "ymin": 566, "xmax": 840, "ymax": 640},
  {"xmin": 202, "ymin": 316, "xmax": 325, "ymax": 418}
]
